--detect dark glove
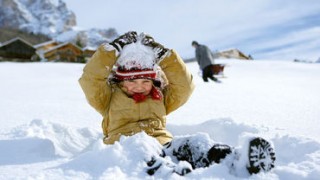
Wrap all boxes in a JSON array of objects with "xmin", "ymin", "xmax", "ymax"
[
  {"xmin": 110, "ymin": 31, "xmax": 138, "ymax": 52},
  {"xmin": 141, "ymin": 34, "xmax": 169, "ymax": 62}
]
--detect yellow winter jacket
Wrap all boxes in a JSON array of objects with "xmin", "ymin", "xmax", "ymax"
[{"xmin": 79, "ymin": 44, "xmax": 194, "ymax": 145}]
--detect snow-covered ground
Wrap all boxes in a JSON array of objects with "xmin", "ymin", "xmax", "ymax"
[{"xmin": 0, "ymin": 59, "xmax": 319, "ymax": 179}]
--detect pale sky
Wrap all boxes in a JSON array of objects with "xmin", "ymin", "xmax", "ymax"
[{"xmin": 66, "ymin": 0, "xmax": 320, "ymax": 60}]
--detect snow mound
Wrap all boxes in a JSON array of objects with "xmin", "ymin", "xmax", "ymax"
[
  {"xmin": 2, "ymin": 119, "xmax": 100, "ymax": 158},
  {"xmin": 59, "ymin": 132, "xmax": 163, "ymax": 179},
  {"xmin": 0, "ymin": 137, "xmax": 56, "ymax": 165},
  {"xmin": 1, "ymin": 118, "xmax": 320, "ymax": 179},
  {"xmin": 168, "ymin": 118, "xmax": 260, "ymax": 145}
]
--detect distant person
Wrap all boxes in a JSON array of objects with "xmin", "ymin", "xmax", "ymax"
[{"xmin": 192, "ymin": 41, "xmax": 221, "ymax": 83}]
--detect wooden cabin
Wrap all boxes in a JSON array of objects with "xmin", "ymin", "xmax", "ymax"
[
  {"xmin": 82, "ymin": 47, "xmax": 96, "ymax": 58},
  {"xmin": 34, "ymin": 40, "xmax": 59, "ymax": 52},
  {"xmin": 82, "ymin": 47, "xmax": 96, "ymax": 62},
  {"xmin": 43, "ymin": 42, "xmax": 84, "ymax": 62},
  {"xmin": 0, "ymin": 37, "xmax": 38, "ymax": 61},
  {"xmin": 34, "ymin": 40, "xmax": 59, "ymax": 60}
]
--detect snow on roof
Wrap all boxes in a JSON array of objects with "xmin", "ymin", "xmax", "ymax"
[
  {"xmin": 43, "ymin": 42, "xmax": 82, "ymax": 53},
  {"xmin": 117, "ymin": 34, "xmax": 156, "ymax": 69},
  {"xmin": 33, "ymin": 40, "xmax": 57, "ymax": 48},
  {"xmin": 82, "ymin": 46, "xmax": 96, "ymax": 51},
  {"xmin": 0, "ymin": 37, "xmax": 34, "ymax": 48},
  {"xmin": 219, "ymin": 48, "xmax": 242, "ymax": 53}
]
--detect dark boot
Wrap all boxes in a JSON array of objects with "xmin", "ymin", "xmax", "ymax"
[
  {"xmin": 209, "ymin": 76, "xmax": 222, "ymax": 83},
  {"xmin": 146, "ymin": 156, "xmax": 163, "ymax": 175},
  {"xmin": 207, "ymin": 144, "xmax": 233, "ymax": 164},
  {"xmin": 172, "ymin": 140, "xmax": 211, "ymax": 169},
  {"xmin": 247, "ymin": 137, "xmax": 276, "ymax": 174}
]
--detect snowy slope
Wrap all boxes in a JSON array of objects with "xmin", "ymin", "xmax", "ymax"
[{"xmin": 0, "ymin": 60, "xmax": 320, "ymax": 179}]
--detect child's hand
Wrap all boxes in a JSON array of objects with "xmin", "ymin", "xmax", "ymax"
[
  {"xmin": 141, "ymin": 34, "xmax": 169, "ymax": 63},
  {"xmin": 110, "ymin": 31, "xmax": 138, "ymax": 52}
]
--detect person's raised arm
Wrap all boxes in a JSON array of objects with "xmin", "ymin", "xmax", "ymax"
[
  {"xmin": 79, "ymin": 31, "xmax": 138, "ymax": 115},
  {"xmin": 142, "ymin": 34, "xmax": 195, "ymax": 114}
]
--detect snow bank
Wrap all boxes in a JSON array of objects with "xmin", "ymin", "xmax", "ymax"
[
  {"xmin": 1, "ymin": 119, "xmax": 100, "ymax": 160},
  {"xmin": 1, "ymin": 118, "xmax": 320, "ymax": 179}
]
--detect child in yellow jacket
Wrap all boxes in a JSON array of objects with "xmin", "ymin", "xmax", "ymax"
[
  {"xmin": 79, "ymin": 32, "xmax": 194, "ymax": 145},
  {"xmin": 79, "ymin": 32, "xmax": 275, "ymax": 176}
]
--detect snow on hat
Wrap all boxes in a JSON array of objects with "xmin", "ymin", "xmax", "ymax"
[{"xmin": 113, "ymin": 35, "xmax": 158, "ymax": 81}]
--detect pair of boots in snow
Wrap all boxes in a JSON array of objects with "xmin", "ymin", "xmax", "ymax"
[{"xmin": 146, "ymin": 136, "xmax": 276, "ymax": 176}]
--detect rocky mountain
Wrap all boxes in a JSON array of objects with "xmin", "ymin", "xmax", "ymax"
[
  {"xmin": 0, "ymin": 0, "xmax": 76, "ymax": 36},
  {"xmin": 55, "ymin": 28, "xmax": 118, "ymax": 49},
  {"xmin": 0, "ymin": 0, "xmax": 118, "ymax": 49}
]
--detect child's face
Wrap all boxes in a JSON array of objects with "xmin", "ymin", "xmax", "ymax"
[{"xmin": 122, "ymin": 79, "xmax": 153, "ymax": 96}]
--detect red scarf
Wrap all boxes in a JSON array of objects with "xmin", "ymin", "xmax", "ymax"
[{"xmin": 132, "ymin": 87, "xmax": 162, "ymax": 103}]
